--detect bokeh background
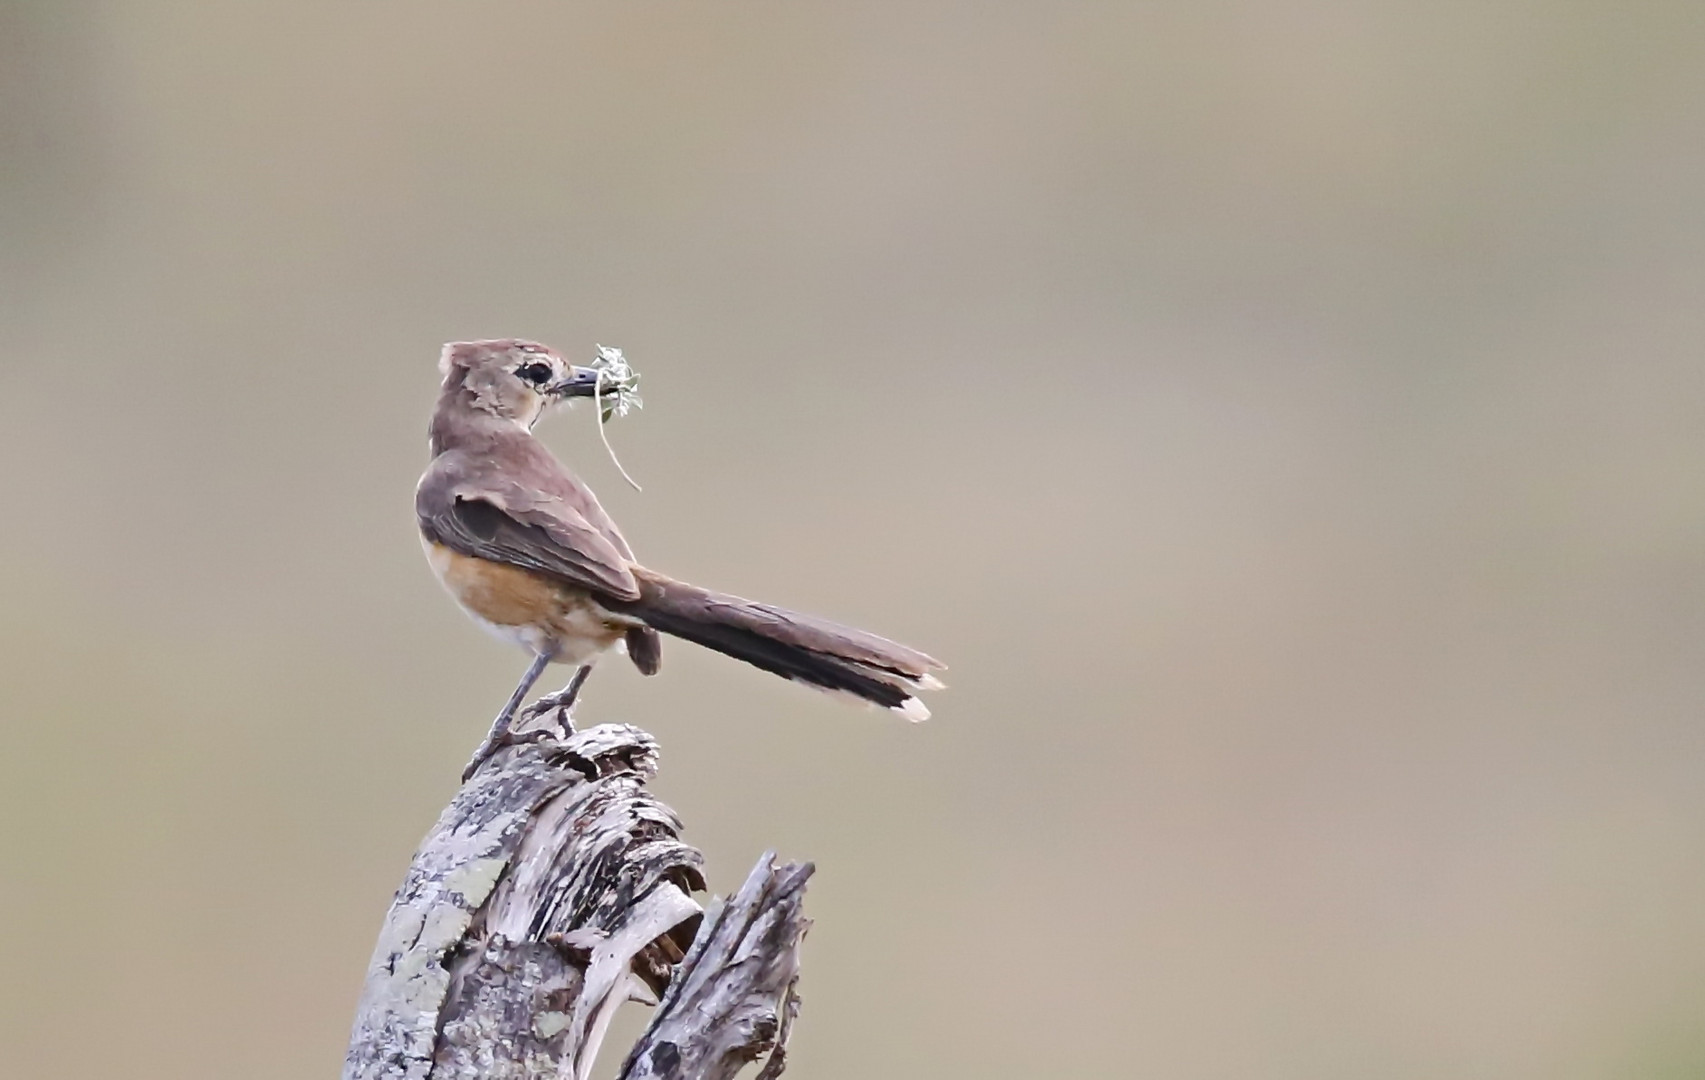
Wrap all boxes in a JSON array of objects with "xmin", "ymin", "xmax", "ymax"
[{"xmin": 5, "ymin": 3, "xmax": 1705, "ymax": 1078}]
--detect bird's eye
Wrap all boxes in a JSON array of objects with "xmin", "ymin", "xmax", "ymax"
[{"xmin": 517, "ymin": 362, "xmax": 554, "ymax": 385}]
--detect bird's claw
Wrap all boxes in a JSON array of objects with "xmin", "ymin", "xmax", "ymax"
[
  {"xmin": 461, "ymin": 667, "xmax": 590, "ymax": 783},
  {"xmin": 519, "ymin": 686, "xmax": 582, "ymax": 730},
  {"xmin": 459, "ymin": 725, "xmax": 552, "ymax": 782}
]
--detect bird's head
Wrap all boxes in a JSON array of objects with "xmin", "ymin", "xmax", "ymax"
[{"xmin": 437, "ymin": 339, "xmax": 606, "ymax": 430}]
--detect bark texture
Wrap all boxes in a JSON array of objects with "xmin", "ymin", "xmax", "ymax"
[
  {"xmin": 344, "ymin": 711, "xmax": 810, "ymax": 1080},
  {"xmin": 617, "ymin": 854, "xmax": 812, "ymax": 1080}
]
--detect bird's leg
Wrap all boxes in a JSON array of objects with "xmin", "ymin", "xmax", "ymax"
[
  {"xmin": 462, "ymin": 650, "xmax": 553, "ymax": 781},
  {"xmin": 520, "ymin": 665, "xmax": 592, "ymax": 730}
]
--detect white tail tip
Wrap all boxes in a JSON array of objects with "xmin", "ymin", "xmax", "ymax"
[{"xmin": 894, "ymin": 697, "xmax": 931, "ymax": 722}]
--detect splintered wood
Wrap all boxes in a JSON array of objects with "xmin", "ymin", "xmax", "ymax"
[{"xmin": 344, "ymin": 716, "xmax": 811, "ymax": 1080}]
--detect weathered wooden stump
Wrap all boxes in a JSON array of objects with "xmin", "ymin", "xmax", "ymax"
[{"xmin": 344, "ymin": 705, "xmax": 811, "ymax": 1080}]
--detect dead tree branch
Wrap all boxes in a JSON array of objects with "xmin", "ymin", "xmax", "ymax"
[
  {"xmin": 618, "ymin": 854, "xmax": 812, "ymax": 1080},
  {"xmin": 344, "ymin": 709, "xmax": 811, "ymax": 1080}
]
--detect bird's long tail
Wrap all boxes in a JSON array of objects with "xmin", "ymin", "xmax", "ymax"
[{"xmin": 609, "ymin": 568, "xmax": 945, "ymax": 720}]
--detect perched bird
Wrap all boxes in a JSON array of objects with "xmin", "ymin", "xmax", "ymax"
[{"xmin": 417, "ymin": 339, "xmax": 944, "ymax": 776}]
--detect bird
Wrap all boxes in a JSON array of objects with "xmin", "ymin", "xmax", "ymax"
[{"xmin": 417, "ymin": 339, "xmax": 945, "ymax": 777}]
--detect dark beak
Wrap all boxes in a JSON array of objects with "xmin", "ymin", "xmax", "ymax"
[{"xmin": 550, "ymin": 366, "xmax": 604, "ymax": 399}]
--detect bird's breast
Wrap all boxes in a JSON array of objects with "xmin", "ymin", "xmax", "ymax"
[{"xmin": 422, "ymin": 539, "xmax": 623, "ymax": 663}]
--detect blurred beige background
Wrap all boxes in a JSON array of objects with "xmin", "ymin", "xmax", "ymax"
[{"xmin": 5, "ymin": 3, "xmax": 1705, "ymax": 1078}]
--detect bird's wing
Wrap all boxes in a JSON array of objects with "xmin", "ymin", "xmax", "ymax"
[
  {"xmin": 554, "ymin": 464, "xmax": 639, "ymax": 563},
  {"xmin": 417, "ymin": 456, "xmax": 641, "ymax": 602}
]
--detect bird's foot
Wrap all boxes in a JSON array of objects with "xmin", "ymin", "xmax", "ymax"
[
  {"xmin": 461, "ymin": 730, "xmax": 508, "ymax": 783},
  {"xmin": 519, "ymin": 684, "xmax": 582, "ymax": 732},
  {"xmin": 460, "ymin": 666, "xmax": 591, "ymax": 783},
  {"xmin": 517, "ymin": 666, "xmax": 590, "ymax": 736},
  {"xmin": 460, "ymin": 720, "xmax": 550, "ymax": 782}
]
